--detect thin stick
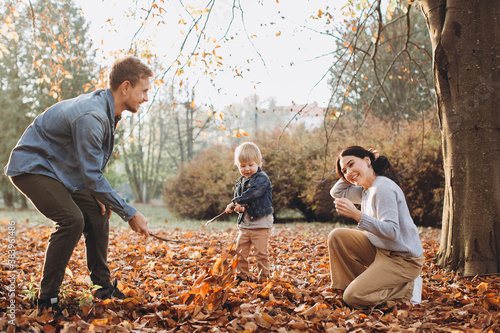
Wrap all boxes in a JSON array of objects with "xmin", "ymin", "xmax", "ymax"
[
  {"xmin": 150, "ymin": 232, "xmax": 224, "ymax": 248},
  {"xmin": 205, "ymin": 211, "xmax": 226, "ymax": 226},
  {"xmin": 150, "ymin": 233, "xmax": 200, "ymax": 246}
]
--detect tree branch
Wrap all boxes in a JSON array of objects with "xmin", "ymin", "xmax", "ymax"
[
  {"xmin": 237, "ymin": 0, "xmax": 269, "ymax": 76},
  {"xmin": 371, "ymin": 0, "xmax": 383, "ymax": 62}
]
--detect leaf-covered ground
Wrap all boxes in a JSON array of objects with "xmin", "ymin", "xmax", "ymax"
[{"xmin": 1, "ymin": 219, "xmax": 499, "ymax": 332}]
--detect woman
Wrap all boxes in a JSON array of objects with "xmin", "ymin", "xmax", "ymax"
[{"xmin": 328, "ymin": 146, "xmax": 423, "ymax": 308}]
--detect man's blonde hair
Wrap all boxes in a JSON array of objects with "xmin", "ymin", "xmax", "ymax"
[{"xmin": 234, "ymin": 142, "xmax": 262, "ymax": 166}]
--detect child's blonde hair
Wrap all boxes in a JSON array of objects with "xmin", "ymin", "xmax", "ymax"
[{"xmin": 234, "ymin": 142, "xmax": 262, "ymax": 166}]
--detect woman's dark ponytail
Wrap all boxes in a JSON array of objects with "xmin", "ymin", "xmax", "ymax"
[{"xmin": 372, "ymin": 155, "xmax": 400, "ymax": 185}]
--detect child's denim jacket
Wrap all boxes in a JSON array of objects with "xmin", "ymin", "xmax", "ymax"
[{"xmin": 232, "ymin": 167, "xmax": 273, "ymax": 224}]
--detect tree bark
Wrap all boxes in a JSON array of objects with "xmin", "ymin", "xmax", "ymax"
[
  {"xmin": 20, "ymin": 195, "xmax": 28, "ymax": 209},
  {"xmin": 2, "ymin": 190, "xmax": 14, "ymax": 209},
  {"xmin": 419, "ymin": 0, "xmax": 500, "ymax": 275}
]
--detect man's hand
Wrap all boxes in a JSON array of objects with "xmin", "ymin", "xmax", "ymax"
[
  {"xmin": 128, "ymin": 211, "xmax": 150, "ymax": 236},
  {"xmin": 96, "ymin": 199, "xmax": 112, "ymax": 219},
  {"xmin": 334, "ymin": 198, "xmax": 362, "ymax": 222}
]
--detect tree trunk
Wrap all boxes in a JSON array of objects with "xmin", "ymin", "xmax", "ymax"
[
  {"xmin": 2, "ymin": 190, "xmax": 14, "ymax": 208},
  {"xmin": 186, "ymin": 103, "xmax": 194, "ymax": 160},
  {"xmin": 419, "ymin": 0, "xmax": 500, "ymax": 275},
  {"xmin": 20, "ymin": 195, "xmax": 28, "ymax": 209}
]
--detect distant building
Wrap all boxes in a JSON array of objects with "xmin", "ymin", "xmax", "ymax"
[{"xmin": 284, "ymin": 102, "xmax": 326, "ymax": 129}]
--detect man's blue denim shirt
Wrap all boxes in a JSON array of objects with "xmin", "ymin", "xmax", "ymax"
[{"xmin": 4, "ymin": 89, "xmax": 137, "ymax": 221}]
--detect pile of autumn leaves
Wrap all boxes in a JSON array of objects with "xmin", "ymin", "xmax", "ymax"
[{"xmin": 1, "ymin": 219, "xmax": 499, "ymax": 332}]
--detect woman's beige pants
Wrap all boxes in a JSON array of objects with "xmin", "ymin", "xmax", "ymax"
[{"xmin": 328, "ymin": 228, "xmax": 423, "ymax": 308}]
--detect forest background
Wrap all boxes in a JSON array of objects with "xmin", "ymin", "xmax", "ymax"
[{"xmin": 0, "ymin": 0, "xmax": 444, "ymax": 228}]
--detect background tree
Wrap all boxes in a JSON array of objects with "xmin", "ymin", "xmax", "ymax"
[
  {"xmin": 0, "ymin": 2, "xmax": 29, "ymax": 208},
  {"xmin": 0, "ymin": 0, "xmax": 96, "ymax": 207},
  {"xmin": 326, "ymin": 4, "xmax": 433, "ymax": 125},
  {"xmin": 418, "ymin": 0, "xmax": 500, "ymax": 275},
  {"xmin": 114, "ymin": 80, "xmax": 220, "ymax": 203},
  {"xmin": 0, "ymin": 3, "xmax": 25, "ymax": 207},
  {"xmin": 27, "ymin": 0, "xmax": 96, "ymax": 108},
  {"xmin": 171, "ymin": 86, "xmax": 210, "ymax": 165},
  {"xmin": 115, "ymin": 107, "xmax": 170, "ymax": 203},
  {"xmin": 114, "ymin": 80, "xmax": 174, "ymax": 203}
]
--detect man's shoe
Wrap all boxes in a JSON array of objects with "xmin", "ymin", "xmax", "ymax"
[
  {"xmin": 94, "ymin": 279, "xmax": 127, "ymax": 300},
  {"xmin": 36, "ymin": 296, "xmax": 60, "ymax": 311},
  {"xmin": 36, "ymin": 296, "xmax": 70, "ymax": 321}
]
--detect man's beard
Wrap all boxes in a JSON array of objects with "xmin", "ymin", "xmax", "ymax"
[{"xmin": 124, "ymin": 102, "xmax": 138, "ymax": 113}]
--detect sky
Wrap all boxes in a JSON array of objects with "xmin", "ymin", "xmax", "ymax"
[{"xmin": 74, "ymin": 0, "xmax": 343, "ymax": 108}]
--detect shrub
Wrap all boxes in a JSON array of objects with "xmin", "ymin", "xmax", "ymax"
[
  {"xmin": 164, "ymin": 111, "xmax": 444, "ymax": 227},
  {"xmin": 163, "ymin": 144, "xmax": 235, "ymax": 220},
  {"xmin": 257, "ymin": 127, "xmax": 325, "ymax": 220}
]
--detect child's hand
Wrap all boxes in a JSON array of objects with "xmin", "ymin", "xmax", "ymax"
[
  {"xmin": 234, "ymin": 203, "xmax": 245, "ymax": 213},
  {"xmin": 225, "ymin": 202, "xmax": 235, "ymax": 214}
]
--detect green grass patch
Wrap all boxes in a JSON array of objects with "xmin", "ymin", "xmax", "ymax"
[
  {"xmin": 0, "ymin": 202, "xmax": 342, "ymax": 234},
  {"xmin": 0, "ymin": 208, "xmax": 52, "ymax": 226},
  {"xmin": 0, "ymin": 202, "xmax": 242, "ymax": 231}
]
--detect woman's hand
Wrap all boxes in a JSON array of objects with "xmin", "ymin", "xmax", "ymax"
[
  {"xmin": 369, "ymin": 148, "xmax": 380, "ymax": 160},
  {"xmin": 334, "ymin": 198, "xmax": 362, "ymax": 222}
]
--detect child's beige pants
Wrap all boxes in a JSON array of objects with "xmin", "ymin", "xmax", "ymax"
[
  {"xmin": 328, "ymin": 228, "xmax": 423, "ymax": 308},
  {"xmin": 235, "ymin": 228, "xmax": 271, "ymax": 280}
]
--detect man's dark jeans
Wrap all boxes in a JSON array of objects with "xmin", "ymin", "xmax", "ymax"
[{"xmin": 11, "ymin": 174, "xmax": 111, "ymax": 299}]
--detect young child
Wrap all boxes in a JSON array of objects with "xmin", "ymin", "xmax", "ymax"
[{"xmin": 225, "ymin": 142, "xmax": 274, "ymax": 283}]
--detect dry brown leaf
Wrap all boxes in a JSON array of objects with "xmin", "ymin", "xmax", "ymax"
[{"xmin": 1, "ymin": 223, "xmax": 498, "ymax": 332}]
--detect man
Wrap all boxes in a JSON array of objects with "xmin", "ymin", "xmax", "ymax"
[{"xmin": 4, "ymin": 55, "xmax": 152, "ymax": 312}]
